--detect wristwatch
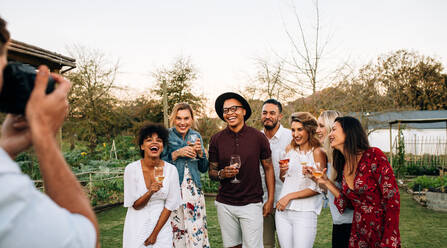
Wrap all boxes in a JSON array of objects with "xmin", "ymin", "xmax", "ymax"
[{"xmin": 217, "ymin": 169, "xmax": 224, "ymax": 180}]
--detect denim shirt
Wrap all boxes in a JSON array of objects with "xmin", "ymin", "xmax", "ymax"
[{"xmin": 162, "ymin": 127, "xmax": 209, "ymax": 189}]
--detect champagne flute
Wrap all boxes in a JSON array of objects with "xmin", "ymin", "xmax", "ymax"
[
  {"xmin": 230, "ymin": 154, "xmax": 241, "ymax": 184},
  {"xmin": 279, "ymin": 151, "xmax": 290, "ymax": 177},
  {"xmin": 154, "ymin": 166, "xmax": 164, "ymax": 183},
  {"xmin": 188, "ymin": 134, "xmax": 199, "ymax": 161}
]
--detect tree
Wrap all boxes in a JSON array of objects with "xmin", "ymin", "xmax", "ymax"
[
  {"xmin": 281, "ymin": 0, "xmax": 347, "ymax": 95},
  {"xmin": 152, "ymin": 57, "xmax": 205, "ymax": 125},
  {"xmin": 120, "ymin": 95, "xmax": 164, "ymax": 135},
  {"xmin": 244, "ymin": 58, "xmax": 295, "ymax": 103},
  {"xmin": 367, "ymin": 49, "xmax": 447, "ymax": 110},
  {"xmin": 275, "ymin": 0, "xmax": 351, "ymax": 115},
  {"xmin": 195, "ymin": 116, "xmax": 222, "ymax": 148},
  {"xmin": 64, "ymin": 46, "xmax": 121, "ymax": 152}
]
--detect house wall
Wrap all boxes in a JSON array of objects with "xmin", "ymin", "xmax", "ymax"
[{"xmin": 368, "ymin": 129, "xmax": 446, "ymax": 154}]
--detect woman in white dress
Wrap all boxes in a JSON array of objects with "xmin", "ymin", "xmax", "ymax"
[
  {"xmin": 123, "ymin": 123, "xmax": 182, "ymax": 248},
  {"xmin": 275, "ymin": 112, "xmax": 327, "ymax": 248}
]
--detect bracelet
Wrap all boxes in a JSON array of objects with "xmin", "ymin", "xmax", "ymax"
[{"xmin": 217, "ymin": 169, "xmax": 224, "ymax": 180}]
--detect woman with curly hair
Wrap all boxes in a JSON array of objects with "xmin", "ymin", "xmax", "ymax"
[{"xmin": 123, "ymin": 123, "xmax": 181, "ymax": 248}]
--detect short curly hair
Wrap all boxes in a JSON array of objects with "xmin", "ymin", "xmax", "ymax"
[
  {"xmin": 137, "ymin": 122, "xmax": 169, "ymax": 158},
  {"xmin": 0, "ymin": 17, "xmax": 10, "ymax": 56}
]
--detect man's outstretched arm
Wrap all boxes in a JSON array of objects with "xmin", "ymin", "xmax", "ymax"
[{"xmin": 26, "ymin": 66, "xmax": 99, "ymax": 246}]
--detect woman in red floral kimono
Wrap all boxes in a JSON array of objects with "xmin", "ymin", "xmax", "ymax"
[{"xmin": 312, "ymin": 116, "xmax": 400, "ymax": 248}]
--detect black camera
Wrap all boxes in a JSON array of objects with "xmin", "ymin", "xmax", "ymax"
[{"xmin": 0, "ymin": 62, "xmax": 55, "ymax": 114}]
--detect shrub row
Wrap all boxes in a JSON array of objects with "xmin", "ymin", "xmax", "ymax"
[{"xmin": 408, "ymin": 175, "xmax": 447, "ymax": 192}]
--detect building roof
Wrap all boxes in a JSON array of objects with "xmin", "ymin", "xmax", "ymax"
[
  {"xmin": 7, "ymin": 39, "xmax": 76, "ymax": 73},
  {"xmin": 351, "ymin": 110, "xmax": 447, "ymax": 129}
]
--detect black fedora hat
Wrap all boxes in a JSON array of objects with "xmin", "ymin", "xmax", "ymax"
[{"xmin": 215, "ymin": 92, "xmax": 252, "ymax": 121}]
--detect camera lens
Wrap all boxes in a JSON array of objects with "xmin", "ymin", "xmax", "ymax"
[{"xmin": 0, "ymin": 62, "xmax": 55, "ymax": 114}]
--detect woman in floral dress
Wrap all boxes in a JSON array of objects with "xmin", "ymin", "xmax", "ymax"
[
  {"xmin": 312, "ymin": 116, "xmax": 400, "ymax": 248},
  {"xmin": 162, "ymin": 103, "xmax": 210, "ymax": 248}
]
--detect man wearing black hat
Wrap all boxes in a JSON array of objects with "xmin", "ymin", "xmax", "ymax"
[{"xmin": 209, "ymin": 92, "xmax": 275, "ymax": 248}]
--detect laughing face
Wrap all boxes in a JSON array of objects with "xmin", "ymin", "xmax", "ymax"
[
  {"xmin": 316, "ymin": 116, "xmax": 328, "ymax": 143},
  {"xmin": 140, "ymin": 133, "xmax": 164, "ymax": 159},
  {"xmin": 223, "ymin": 98, "xmax": 246, "ymax": 129},
  {"xmin": 174, "ymin": 109, "xmax": 193, "ymax": 138},
  {"xmin": 328, "ymin": 121, "xmax": 346, "ymax": 151},
  {"xmin": 291, "ymin": 121, "xmax": 309, "ymax": 147}
]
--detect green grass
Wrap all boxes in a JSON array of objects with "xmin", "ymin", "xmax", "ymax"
[{"xmin": 98, "ymin": 190, "xmax": 447, "ymax": 247}]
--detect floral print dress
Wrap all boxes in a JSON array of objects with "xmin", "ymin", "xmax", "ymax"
[
  {"xmin": 335, "ymin": 147, "xmax": 401, "ymax": 248},
  {"xmin": 171, "ymin": 163, "xmax": 210, "ymax": 248}
]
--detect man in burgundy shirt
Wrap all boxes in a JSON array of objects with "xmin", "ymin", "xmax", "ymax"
[{"xmin": 209, "ymin": 92, "xmax": 275, "ymax": 248}]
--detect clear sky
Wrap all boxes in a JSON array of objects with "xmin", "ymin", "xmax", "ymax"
[{"xmin": 1, "ymin": 0, "xmax": 446, "ymax": 104}]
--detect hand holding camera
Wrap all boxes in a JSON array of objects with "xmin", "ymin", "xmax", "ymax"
[
  {"xmin": 26, "ymin": 65, "xmax": 71, "ymax": 139},
  {"xmin": 0, "ymin": 63, "xmax": 71, "ymax": 157},
  {"xmin": 0, "ymin": 62, "xmax": 56, "ymax": 114}
]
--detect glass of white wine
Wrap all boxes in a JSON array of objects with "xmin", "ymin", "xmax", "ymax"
[
  {"xmin": 188, "ymin": 134, "xmax": 199, "ymax": 161},
  {"xmin": 154, "ymin": 166, "xmax": 164, "ymax": 183},
  {"xmin": 299, "ymin": 151, "xmax": 310, "ymax": 177},
  {"xmin": 312, "ymin": 162, "xmax": 324, "ymax": 179}
]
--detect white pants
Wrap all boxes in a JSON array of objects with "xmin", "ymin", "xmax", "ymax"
[
  {"xmin": 215, "ymin": 201, "xmax": 264, "ymax": 248},
  {"xmin": 275, "ymin": 210, "xmax": 317, "ymax": 248}
]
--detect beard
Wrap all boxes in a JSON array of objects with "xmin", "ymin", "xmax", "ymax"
[{"xmin": 263, "ymin": 119, "xmax": 278, "ymax": 130}]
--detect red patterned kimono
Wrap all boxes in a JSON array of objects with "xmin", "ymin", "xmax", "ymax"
[{"xmin": 335, "ymin": 147, "xmax": 401, "ymax": 248}]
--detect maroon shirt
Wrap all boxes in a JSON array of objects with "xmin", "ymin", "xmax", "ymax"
[{"xmin": 209, "ymin": 125, "xmax": 271, "ymax": 206}]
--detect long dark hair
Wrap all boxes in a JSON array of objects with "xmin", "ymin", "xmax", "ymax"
[{"xmin": 333, "ymin": 116, "xmax": 370, "ymax": 182}]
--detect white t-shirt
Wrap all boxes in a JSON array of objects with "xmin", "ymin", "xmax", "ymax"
[
  {"xmin": 123, "ymin": 160, "xmax": 181, "ymax": 248},
  {"xmin": 278, "ymin": 148, "xmax": 323, "ymax": 214},
  {"xmin": 260, "ymin": 125, "xmax": 292, "ymax": 204},
  {"xmin": 0, "ymin": 148, "xmax": 96, "ymax": 248}
]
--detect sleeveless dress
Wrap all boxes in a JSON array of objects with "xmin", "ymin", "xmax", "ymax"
[{"xmin": 123, "ymin": 161, "xmax": 181, "ymax": 248}]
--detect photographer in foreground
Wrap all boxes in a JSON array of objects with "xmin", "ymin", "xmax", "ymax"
[{"xmin": 0, "ymin": 17, "xmax": 98, "ymax": 247}]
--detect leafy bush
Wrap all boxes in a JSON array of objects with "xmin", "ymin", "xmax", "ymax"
[
  {"xmin": 396, "ymin": 163, "xmax": 439, "ymax": 176},
  {"xmin": 89, "ymin": 178, "xmax": 124, "ymax": 207},
  {"xmin": 16, "ymin": 152, "xmax": 41, "ymax": 180},
  {"xmin": 201, "ymin": 174, "xmax": 220, "ymax": 193},
  {"xmin": 392, "ymin": 129, "xmax": 406, "ymax": 176},
  {"xmin": 408, "ymin": 175, "xmax": 447, "ymax": 192}
]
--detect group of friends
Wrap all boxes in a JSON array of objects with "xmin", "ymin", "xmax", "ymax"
[
  {"xmin": 123, "ymin": 91, "xmax": 401, "ymax": 248},
  {"xmin": 0, "ymin": 16, "xmax": 401, "ymax": 248}
]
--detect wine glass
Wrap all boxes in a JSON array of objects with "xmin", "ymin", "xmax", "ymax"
[
  {"xmin": 188, "ymin": 134, "xmax": 199, "ymax": 161},
  {"xmin": 312, "ymin": 162, "xmax": 324, "ymax": 179},
  {"xmin": 279, "ymin": 150, "xmax": 290, "ymax": 177},
  {"xmin": 154, "ymin": 166, "xmax": 164, "ymax": 183},
  {"xmin": 299, "ymin": 151, "xmax": 310, "ymax": 177},
  {"xmin": 230, "ymin": 154, "xmax": 241, "ymax": 184}
]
